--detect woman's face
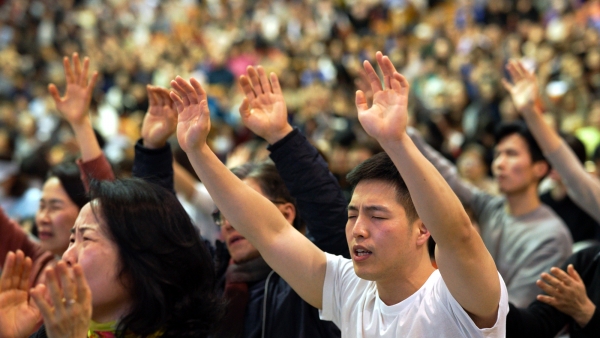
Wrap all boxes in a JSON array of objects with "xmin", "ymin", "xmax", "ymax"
[
  {"xmin": 62, "ymin": 202, "xmax": 132, "ymax": 323},
  {"xmin": 36, "ymin": 177, "xmax": 80, "ymax": 256}
]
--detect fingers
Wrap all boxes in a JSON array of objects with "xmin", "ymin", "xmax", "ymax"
[
  {"xmin": 19, "ymin": 256, "xmax": 32, "ymax": 291},
  {"xmin": 376, "ymin": 52, "xmax": 397, "ymax": 88},
  {"xmin": 31, "ymin": 284, "xmax": 53, "ymax": 321},
  {"xmin": 363, "ymin": 60, "xmax": 383, "ymax": 93},
  {"xmin": 501, "ymin": 78, "xmax": 513, "ymax": 92},
  {"xmin": 239, "ymin": 75, "xmax": 257, "ymax": 100},
  {"xmin": 257, "ymin": 66, "xmax": 270, "ymax": 94},
  {"xmin": 170, "ymin": 91, "xmax": 184, "ymax": 113},
  {"xmin": 567, "ymin": 264, "xmax": 582, "ymax": 282},
  {"xmin": 190, "ymin": 77, "xmax": 207, "ymax": 102},
  {"xmin": 171, "ymin": 77, "xmax": 191, "ymax": 106},
  {"xmin": 73, "ymin": 264, "xmax": 90, "ymax": 303},
  {"xmin": 72, "ymin": 53, "xmax": 82, "ymax": 83},
  {"xmin": 537, "ymin": 278, "xmax": 558, "ymax": 296},
  {"xmin": 63, "ymin": 57, "xmax": 75, "ymax": 84},
  {"xmin": 44, "ymin": 267, "xmax": 66, "ymax": 317},
  {"xmin": 147, "ymin": 85, "xmax": 157, "ymax": 106},
  {"xmin": 80, "ymin": 56, "xmax": 89, "ymax": 87},
  {"xmin": 0, "ymin": 251, "xmax": 16, "ymax": 291},
  {"xmin": 269, "ymin": 72, "xmax": 282, "ymax": 96},
  {"xmin": 247, "ymin": 66, "xmax": 263, "ymax": 95},
  {"xmin": 87, "ymin": 71, "xmax": 99, "ymax": 93},
  {"xmin": 550, "ymin": 267, "xmax": 573, "ymax": 286},
  {"xmin": 55, "ymin": 262, "xmax": 75, "ymax": 305},
  {"xmin": 392, "ymin": 72, "xmax": 409, "ymax": 96},
  {"xmin": 537, "ymin": 294, "xmax": 556, "ymax": 306}
]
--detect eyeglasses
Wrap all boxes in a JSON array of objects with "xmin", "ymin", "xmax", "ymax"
[{"xmin": 212, "ymin": 199, "xmax": 288, "ymax": 227}]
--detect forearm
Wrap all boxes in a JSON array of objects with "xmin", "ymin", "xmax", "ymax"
[
  {"xmin": 132, "ymin": 139, "xmax": 175, "ymax": 194},
  {"xmin": 71, "ymin": 120, "xmax": 102, "ymax": 163},
  {"xmin": 381, "ymin": 134, "xmax": 472, "ymax": 243},
  {"xmin": 173, "ymin": 161, "xmax": 199, "ymax": 202},
  {"xmin": 187, "ymin": 145, "xmax": 289, "ymax": 245},
  {"xmin": 545, "ymin": 140, "xmax": 600, "ymax": 223},
  {"xmin": 506, "ymin": 302, "xmax": 568, "ymax": 337}
]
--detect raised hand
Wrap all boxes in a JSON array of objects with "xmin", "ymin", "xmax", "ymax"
[
  {"xmin": 30, "ymin": 261, "xmax": 92, "ymax": 338},
  {"xmin": 0, "ymin": 250, "xmax": 40, "ymax": 338},
  {"xmin": 170, "ymin": 77, "xmax": 211, "ymax": 153},
  {"xmin": 356, "ymin": 52, "xmax": 410, "ymax": 144},
  {"xmin": 501, "ymin": 60, "xmax": 538, "ymax": 113},
  {"xmin": 239, "ymin": 66, "xmax": 292, "ymax": 144},
  {"xmin": 142, "ymin": 85, "xmax": 178, "ymax": 149},
  {"xmin": 48, "ymin": 53, "xmax": 99, "ymax": 126},
  {"xmin": 536, "ymin": 264, "xmax": 596, "ymax": 327}
]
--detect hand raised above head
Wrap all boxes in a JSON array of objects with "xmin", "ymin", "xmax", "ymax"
[
  {"xmin": 30, "ymin": 261, "xmax": 92, "ymax": 338},
  {"xmin": 142, "ymin": 85, "xmax": 178, "ymax": 149},
  {"xmin": 239, "ymin": 66, "xmax": 292, "ymax": 144},
  {"xmin": 48, "ymin": 53, "xmax": 99, "ymax": 127},
  {"xmin": 355, "ymin": 51, "xmax": 410, "ymax": 144},
  {"xmin": 170, "ymin": 76, "xmax": 211, "ymax": 153},
  {"xmin": 501, "ymin": 60, "xmax": 539, "ymax": 113},
  {"xmin": 0, "ymin": 250, "xmax": 40, "ymax": 338}
]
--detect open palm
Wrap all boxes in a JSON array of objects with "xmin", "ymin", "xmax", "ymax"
[
  {"xmin": 142, "ymin": 86, "xmax": 177, "ymax": 148},
  {"xmin": 170, "ymin": 77, "xmax": 211, "ymax": 153},
  {"xmin": 502, "ymin": 60, "xmax": 538, "ymax": 112},
  {"xmin": 48, "ymin": 53, "xmax": 98, "ymax": 125},
  {"xmin": 356, "ymin": 52, "xmax": 410, "ymax": 143},
  {"xmin": 239, "ymin": 66, "xmax": 291, "ymax": 144},
  {"xmin": 0, "ymin": 251, "xmax": 40, "ymax": 338}
]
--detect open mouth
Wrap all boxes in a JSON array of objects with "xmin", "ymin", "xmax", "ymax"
[
  {"xmin": 37, "ymin": 231, "xmax": 53, "ymax": 240},
  {"xmin": 355, "ymin": 249, "xmax": 372, "ymax": 256}
]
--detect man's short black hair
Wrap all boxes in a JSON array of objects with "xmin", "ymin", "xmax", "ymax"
[
  {"xmin": 346, "ymin": 152, "xmax": 418, "ymax": 222},
  {"xmin": 495, "ymin": 120, "xmax": 546, "ymax": 163}
]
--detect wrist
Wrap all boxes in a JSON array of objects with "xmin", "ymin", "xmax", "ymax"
[
  {"xmin": 142, "ymin": 138, "xmax": 167, "ymax": 150},
  {"xmin": 265, "ymin": 124, "xmax": 293, "ymax": 145},
  {"xmin": 575, "ymin": 300, "xmax": 596, "ymax": 327}
]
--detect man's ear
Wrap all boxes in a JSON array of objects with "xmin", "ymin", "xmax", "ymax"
[
  {"xmin": 533, "ymin": 160, "xmax": 549, "ymax": 179},
  {"xmin": 413, "ymin": 219, "xmax": 430, "ymax": 246},
  {"xmin": 279, "ymin": 202, "xmax": 297, "ymax": 225}
]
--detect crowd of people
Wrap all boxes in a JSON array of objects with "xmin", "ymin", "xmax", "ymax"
[{"xmin": 1, "ymin": 0, "xmax": 600, "ymax": 337}]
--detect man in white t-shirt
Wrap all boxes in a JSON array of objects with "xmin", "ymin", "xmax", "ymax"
[{"xmin": 172, "ymin": 51, "xmax": 509, "ymax": 337}]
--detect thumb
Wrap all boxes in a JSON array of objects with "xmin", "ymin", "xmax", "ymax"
[
  {"xmin": 355, "ymin": 90, "xmax": 369, "ymax": 112},
  {"xmin": 239, "ymin": 98, "xmax": 250, "ymax": 118},
  {"xmin": 48, "ymin": 84, "xmax": 62, "ymax": 104}
]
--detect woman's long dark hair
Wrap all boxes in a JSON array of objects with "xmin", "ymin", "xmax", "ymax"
[{"xmin": 88, "ymin": 178, "xmax": 224, "ymax": 337}]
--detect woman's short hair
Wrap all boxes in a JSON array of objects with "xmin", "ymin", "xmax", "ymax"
[
  {"xmin": 47, "ymin": 162, "xmax": 87, "ymax": 208},
  {"xmin": 88, "ymin": 178, "xmax": 223, "ymax": 337},
  {"xmin": 231, "ymin": 161, "xmax": 303, "ymax": 230}
]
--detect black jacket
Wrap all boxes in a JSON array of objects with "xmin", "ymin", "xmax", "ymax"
[{"xmin": 506, "ymin": 245, "xmax": 600, "ymax": 337}]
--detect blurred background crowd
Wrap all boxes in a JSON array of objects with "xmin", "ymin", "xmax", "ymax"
[{"xmin": 2, "ymin": 0, "xmax": 600, "ymax": 240}]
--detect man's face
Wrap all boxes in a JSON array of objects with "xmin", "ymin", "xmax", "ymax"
[
  {"xmin": 492, "ymin": 133, "xmax": 543, "ymax": 195},
  {"xmin": 346, "ymin": 180, "xmax": 422, "ymax": 283}
]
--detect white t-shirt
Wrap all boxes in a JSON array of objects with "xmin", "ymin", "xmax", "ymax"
[{"xmin": 320, "ymin": 253, "xmax": 509, "ymax": 337}]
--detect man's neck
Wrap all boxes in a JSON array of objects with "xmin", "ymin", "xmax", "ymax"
[
  {"xmin": 376, "ymin": 257, "xmax": 435, "ymax": 306},
  {"xmin": 505, "ymin": 184, "xmax": 541, "ymax": 217}
]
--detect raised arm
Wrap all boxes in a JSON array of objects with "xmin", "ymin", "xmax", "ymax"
[
  {"xmin": 357, "ymin": 52, "xmax": 500, "ymax": 326},
  {"xmin": 503, "ymin": 60, "xmax": 600, "ymax": 223},
  {"xmin": 239, "ymin": 66, "xmax": 349, "ymax": 257},
  {"xmin": 171, "ymin": 76, "xmax": 327, "ymax": 309},
  {"xmin": 49, "ymin": 53, "xmax": 114, "ymax": 189},
  {"xmin": 132, "ymin": 86, "xmax": 177, "ymax": 194}
]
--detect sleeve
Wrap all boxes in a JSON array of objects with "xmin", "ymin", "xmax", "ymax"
[
  {"xmin": 545, "ymin": 141, "xmax": 600, "ymax": 223},
  {"xmin": 132, "ymin": 139, "xmax": 175, "ymax": 195},
  {"xmin": 407, "ymin": 127, "xmax": 495, "ymax": 223},
  {"xmin": 319, "ymin": 253, "xmax": 351, "ymax": 327},
  {"xmin": 76, "ymin": 153, "xmax": 115, "ymax": 191},
  {"xmin": 438, "ymin": 272, "xmax": 509, "ymax": 337},
  {"xmin": 506, "ymin": 234, "xmax": 572, "ymax": 308},
  {"xmin": 268, "ymin": 129, "xmax": 349, "ymax": 258},
  {"xmin": 0, "ymin": 208, "xmax": 54, "ymax": 286}
]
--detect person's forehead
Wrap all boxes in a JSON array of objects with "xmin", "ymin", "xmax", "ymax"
[
  {"xmin": 350, "ymin": 180, "xmax": 400, "ymax": 206},
  {"xmin": 496, "ymin": 133, "xmax": 529, "ymax": 152}
]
